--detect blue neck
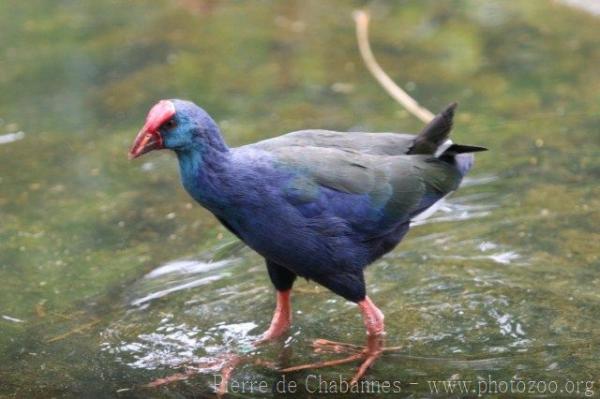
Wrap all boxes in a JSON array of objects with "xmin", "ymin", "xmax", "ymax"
[{"xmin": 176, "ymin": 143, "xmax": 231, "ymax": 214}]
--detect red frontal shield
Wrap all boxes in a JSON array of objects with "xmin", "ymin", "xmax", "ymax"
[{"xmin": 129, "ymin": 100, "xmax": 176, "ymax": 159}]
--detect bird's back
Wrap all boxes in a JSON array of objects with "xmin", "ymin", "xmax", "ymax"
[{"xmin": 247, "ymin": 129, "xmax": 416, "ymax": 156}]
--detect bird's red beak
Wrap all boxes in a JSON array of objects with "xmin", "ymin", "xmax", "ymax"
[
  {"xmin": 128, "ymin": 128, "xmax": 163, "ymax": 159},
  {"xmin": 129, "ymin": 100, "xmax": 176, "ymax": 159}
]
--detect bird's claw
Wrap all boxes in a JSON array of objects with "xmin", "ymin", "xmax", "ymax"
[{"xmin": 280, "ymin": 334, "xmax": 396, "ymax": 385}]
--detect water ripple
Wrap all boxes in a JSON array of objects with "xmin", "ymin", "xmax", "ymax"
[{"xmin": 0, "ymin": 131, "xmax": 25, "ymax": 145}]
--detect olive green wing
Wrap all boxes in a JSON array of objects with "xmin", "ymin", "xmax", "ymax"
[
  {"xmin": 271, "ymin": 146, "xmax": 463, "ymax": 220},
  {"xmin": 250, "ymin": 129, "xmax": 416, "ymax": 156}
]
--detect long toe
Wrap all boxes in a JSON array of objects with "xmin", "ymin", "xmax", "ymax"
[
  {"xmin": 279, "ymin": 351, "xmax": 364, "ymax": 373},
  {"xmin": 349, "ymin": 348, "xmax": 382, "ymax": 385},
  {"xmin": 280, "ymin": 334, "xmax": 384, "ymax": 381},
  {"xmin": 350, "ymin": 334, "xmax": 384, "ymax": 384},
  {"xmin": 144, "ymin": 351, "xmax": 277, "ymax": 396},
  {"xmin": 312, "ymin": 338, "xmax": 364, "ymax": 354}
]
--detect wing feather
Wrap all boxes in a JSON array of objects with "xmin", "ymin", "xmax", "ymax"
[
  {"xmin": 271, "ymin": 146, "xmax": 462, "ymax": 223},
  {"xmin": 249, "ymin": 129, "xmax": 415, "ymax": 156}
]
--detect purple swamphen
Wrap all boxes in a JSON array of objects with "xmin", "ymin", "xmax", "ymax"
[{"xmin": 129, "ymin": 99, "xmax": 486, "ymax": 381}]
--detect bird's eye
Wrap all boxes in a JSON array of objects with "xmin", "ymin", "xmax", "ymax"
[{"xmin": 163, "ymin": 119, "xmax": 177, "ymax": 130}]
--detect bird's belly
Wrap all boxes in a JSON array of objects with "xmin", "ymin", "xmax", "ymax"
[{"xmin": 223, "ymin": 208, "xmax": 368, "ymax": 278}]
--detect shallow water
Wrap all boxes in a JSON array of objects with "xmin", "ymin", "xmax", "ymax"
[{"xmin": 1, "ymin": 1, "xmax": 599, "ymax": 398}]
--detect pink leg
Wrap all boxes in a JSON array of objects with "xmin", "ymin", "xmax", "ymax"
[
  {"xmin": 257, "ymin": 289, "xmax": 292, "ymax": 342},
  {"xmin": 358, "ymin": 296, "xmax": 385, "ymax": 336}
]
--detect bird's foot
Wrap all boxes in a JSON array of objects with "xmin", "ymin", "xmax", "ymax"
[
  {"xmin": 279, "ymin": 296, "xmax": 394, "ymax": 383},
  {"xmin": 144, "ymin": 353, "xmax": 237, "ymax": 391},
  {"xmin": 145, "ymin": 352, "xmax": 276, "ymax": 397},
  {"xmin": 280, "ymin": 335, "xmax": 403, "ymax": 384}
]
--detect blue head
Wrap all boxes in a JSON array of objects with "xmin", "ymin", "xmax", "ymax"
[{"xmin": 129, "ymin": 99, "xmax": 227, "ymax": 159}]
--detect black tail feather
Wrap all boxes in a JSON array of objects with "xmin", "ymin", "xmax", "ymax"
[
  {"xmin": 408, "ymin": 102, "xmax": 457, "ymax": 155},
  {"xmin": 442, "ymin": 144, "xmax": 488, "ymax": 155}
]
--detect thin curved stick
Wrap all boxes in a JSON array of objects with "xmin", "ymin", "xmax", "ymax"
[{"xmin": 353, "ymin": 10, "xmax": 435, "ymax": 124}]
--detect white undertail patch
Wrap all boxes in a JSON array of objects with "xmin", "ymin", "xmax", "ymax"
[{"xmin": 434, "ymin": 139, "xmax": 453, "ymax": 157}]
